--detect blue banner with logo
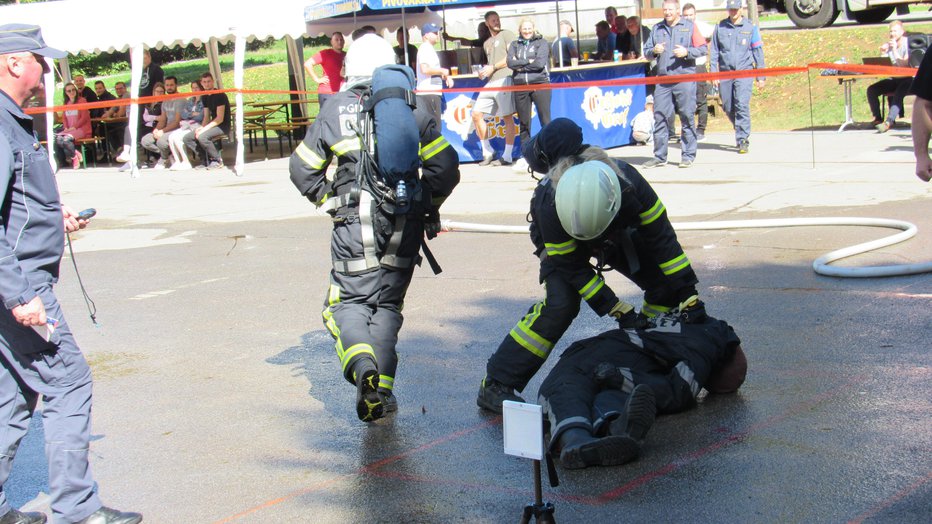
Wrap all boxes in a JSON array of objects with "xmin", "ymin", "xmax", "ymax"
[{"xmin": 439, "ymin": 62, "xmax": 647, "ymax": 163}]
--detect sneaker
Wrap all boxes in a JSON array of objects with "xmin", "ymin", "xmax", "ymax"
[
  {"xmin": 875, "ymin": 121, "xmax": 891, "ymax": 133},
  {"xmin": 355, "ymin": 363, "xmax": 383, "ymax": 422},
  {"xmin": 608, "ymin": 384, "xmax": 656, "ymax": 441},
  {"xmin": 115, "ymin": 151, "xmax": 131, "ymax": 163},
  {"xmin": 737, "ymin": 139, "xmax": 749, "ymax": 154},
  {"xmin": 642, "ymin": 158, "xmax": 668, "ymax": 169},
  {"xmin": 379, "ymin": 391, "xmax": 398, "ymax": 413},
  {"xmin": 478, "ymin": 155, "xmax": 496, "ymax": 166},
  {"xmin": 117, "ymin": 162, "xmax": 132, "ymax": 172},
  {"xmin": 74, "ymin": 506, "xmax": 142, "ymax": 524},
  {"xmin": 170, "ymin": 161, "xmax": 193, "ymax": 171},
  {"xmin": 0, "ymin": 508, "xmax": 47, "ymax": 524},
  {"xmin": 512, "ymin": 157, "xmax": 529, "ymax": 173},
  {"xmin": 679, "ymin": 159, "xmax": 693, "ymax": 169},
  {"xmin": 477, "ymin": 377, "xmax": 524, "ymax": 413},
  {"xmin": 153, "ymin": 159, "xmax": 167, "ymax": 170},
  {"xmin": 489, "ymin": 157, "xmax": 512, "ymax": 167},
  {"xmin": 869, "ymin": 118, "xmax": 883, "ymax": 126},
  {"xmin": 206, "ymin": 160, "xmax": 224, "ymax": 170},
  {"xmin": 696, "ymin": 132, "xmax": 707, "ymax": 142}
]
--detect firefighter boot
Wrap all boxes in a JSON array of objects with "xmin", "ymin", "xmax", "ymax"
[
  {"xmin": 379, "ymin": 389, "xmax": 398, "ymax": 414},
  {"xmin": 609, "ymin": 384, "xmax": 656, "ymax": 441},
  {"xmin": 354, "ymin": 359, "xmax": 384, "ymax": 422},
  {"xmin": 477, "ymin": 376, "xmax": 525, "ymax": 413},
  {"xmin": 557, "ymin": 428, "xmax": 640, "ymax": 470}
]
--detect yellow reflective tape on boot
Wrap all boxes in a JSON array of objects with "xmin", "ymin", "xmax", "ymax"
[
  {"xmin": 379, "ymin": 375, "xmax": 394, "ymax": 391},
  {"xmin": 420, "ymin": 136, "xmax": 450, "ymax": 161},
  {"xmin": 544, "ymin": 239, "xmax": 577, "ymax": 256},
  {"xmin": 641, "ymin": 301, "xmax": 672, "ymax": 318},
  {"xmin": 508, "ymin": 322, "xmax": 553, "ymax": 359},
  {"xmin": 659, "ymin": 253, "xmax": 691, "ymax": 276},
  {"xmin": 578, "ymin": 274, "xmax": 605, "ymax": 301},
  {"xmin": 639, "ymin": 199, "xmax": 666, "ymax": 226},
  {"xmin": 341, "ymin": 343, "xmax": 376, "ymax": 375},
  {"xmin": 295, "ymin": 142, "xmax": 326, "ymax": 170}
]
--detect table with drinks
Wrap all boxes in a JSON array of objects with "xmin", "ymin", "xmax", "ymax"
[{"xmin": 443, "ymin": 59, "xmax": 648, "ymax": 162}]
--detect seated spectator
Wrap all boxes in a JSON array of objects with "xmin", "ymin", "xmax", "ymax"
[
  {"xmin": 631, "ymin": 95, "xmax": 655, "ymax": 144},
  {"xmin": 92, "ymin": 80, "xmax": 115, "ymax": 119},
  {"xmin": 70, "ymin": 74, "xmax": 97, "ymax": 108},
  {"xmin": 614, "ymin": 15, "xmax": 631, "ymax": 57},
  {"xmin": 551, "ymin": 20, "xmax": 578, "ymax": 67},
  {"xmin": 540, "ymin": 314, "xmax": 746, "ymax": 469},
  {"xmin": 99, "ymin": 81, "xmax": 129, "ymax": 158},
  {"xmin": 868, "ymin": 20, "xmax": 912, "ymax": 133},
  {"xmin": 53, "ymin": 82, "xmax": 92, "ymax": 169},
  {"xmin": 182, "ymin": 72, "xmax": 230, "ymax": 170},
  {"xmin": 394, "ymin": 27, "xmax": 419, "ymax": 71},
  {"xmin": 116, "ymin": 82, "xmax": 163, "ymax": 170},
  {"xmin": 169, "ymin": 80, "xmax": 205, "ymax": 171},
  {"xmin": 625, "ymin": 17, "xmax": 651, "ymax": 59},
  {"xmin": 304, "ymin": 31, "xmax": 345, "ymax": 109},
  {"xmin": 595, "ymin": 21, "xmax": 616, "ymax": 61},
  {"xmin": 141, "ymin": 77, "xmax": 184, "ymax": 169}
]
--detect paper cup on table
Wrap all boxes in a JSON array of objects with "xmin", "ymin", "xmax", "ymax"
[{"xmin": 571, "ymin": 57, "xmax": 579, "ymax": 67}]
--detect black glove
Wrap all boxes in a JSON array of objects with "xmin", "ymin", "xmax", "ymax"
[
  {"xmin": 677, "ymin": 295, "xmax": 707, "ymax": 324},
  {"xmin": 616, "ymin": 309, "xmax": 650, "ymax": 329},
  {"xmin": 424, "ymin": 209, "xmax": 441, "ymax": 240}
]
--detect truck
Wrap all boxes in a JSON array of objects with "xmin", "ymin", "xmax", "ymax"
[{"xmin": 761, "ymin": 0, "xmax": 926, "ymax": 29}]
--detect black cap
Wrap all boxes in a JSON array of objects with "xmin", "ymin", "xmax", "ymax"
[{"xmin": 522, "ymin": 118, "xmax": 584, "ymax": 174}]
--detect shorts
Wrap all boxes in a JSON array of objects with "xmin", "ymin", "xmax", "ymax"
[{"xmin": 473, "ymin": 77, "xmax": 515, "ymax": 117}]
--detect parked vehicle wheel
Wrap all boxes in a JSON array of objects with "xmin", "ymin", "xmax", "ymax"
[{"xmin": 786, "ymin": 0, "xmax": 840, "ymax": 29}]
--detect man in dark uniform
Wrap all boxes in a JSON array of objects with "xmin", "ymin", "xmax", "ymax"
[
  {"xmin": 0, "ymin": 24, "xmax": 142, "ymax": 524},
  {"xmin": 289, "ymin": 34, "xmax": 460, "ymax": 422},
  {"xmin": 910, "ymin": 39, "xmax": 932, "ymax": 182},
  {"xmin": 477, "ymin": 118, "xmax": 704, "ymax": 413},
  {"xmin": 540, "ymin": 314, "xmax": 746, "ymax": 469}
]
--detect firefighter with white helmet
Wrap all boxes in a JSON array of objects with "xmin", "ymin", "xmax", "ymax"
[
  {"xmin": 478, "ymin": 118, "xmax": 703, "ymax": 413},
  {"xmin": 290, "ymin": 34, "xmax": 460, "ymax": 422}
]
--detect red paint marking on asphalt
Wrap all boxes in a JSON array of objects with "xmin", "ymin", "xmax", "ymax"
[
  {"xmin": 846, "ymin": 470, "xmax": 932, "ymax": 524},
  {"xmin": 593, "ymin": 375, "xmax": 866, "ymax": 504},
  {"xmin": 213, "ymin": 416, "xmax": 501, "ymax": 522},
  {"xmin": 371, "ymin": 469, "xmax": 596, "ymax": 504}
]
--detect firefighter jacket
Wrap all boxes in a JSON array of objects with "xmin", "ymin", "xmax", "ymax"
[
  {"xmin": 289, "ymin": 86, "xmax": 459, "ymax": 218},
  {"xmin": 529, "ymin": 155, "xmax": 697, "ymax": 317}
]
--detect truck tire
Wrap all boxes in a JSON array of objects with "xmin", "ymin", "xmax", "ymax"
[
  {"xmin": 786, "ymin": 0, "xmax": 840, "ymax": 29},
  {"xmin": 852, "ymin": 6, "xmax": 896, "ymax": 24}
]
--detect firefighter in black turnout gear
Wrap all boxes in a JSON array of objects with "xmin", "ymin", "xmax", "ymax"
[
  {"xmin": 289, "ymin": 34, "xmax": 459, "ymax": 422},
  {"xmin": 539, "ymin": 314, "xmax": 746, "ymax": 469},
  {"xmin": 478, "ymin": 118, "xmax": 703, "ymax": 413}
]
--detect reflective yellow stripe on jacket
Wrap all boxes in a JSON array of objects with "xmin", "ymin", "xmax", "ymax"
[
  {"xmin": 295, "ymin": 142, "xmax": 326, "ymax": 170},
  {"xmin": 639, "ymin": 199, "xmax": 666, "ymax": 226},
  {"xmin": 578, "ymin": 274, "xmax": 604, "ymax": 301},
  {"xmin": 420, "ymin": 135, "xmax": 450, "ymax": 161}
]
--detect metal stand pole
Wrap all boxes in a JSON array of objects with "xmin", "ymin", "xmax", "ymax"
[{"xmin": 519, "ymin": 460, "xmax": 556, "ymax": 524}]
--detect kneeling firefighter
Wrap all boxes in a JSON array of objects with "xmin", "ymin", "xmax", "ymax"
[
  {"xmin": 478, "ymin": 118, "xmax": 705, "ymax": 413},
  {"xmin": 289, "ymin": 34, "xmax": 460, "ymax": 422}
]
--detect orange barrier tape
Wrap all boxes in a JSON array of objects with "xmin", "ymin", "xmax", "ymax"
[
  {"xmin": 809, "ymin": 62, "xmax": 917, "ymax": 77},
  {"xmin": 24, "ymin": 88, "xmax": 317, "ymax": 115}
]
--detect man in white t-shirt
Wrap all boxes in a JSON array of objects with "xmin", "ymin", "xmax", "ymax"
[{"xmin": 417, "ymin": 23, "xmax": 454, "ymax": 127}]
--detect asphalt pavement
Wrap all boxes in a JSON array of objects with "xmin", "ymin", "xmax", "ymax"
[{"xmin": 6, "ymin": 127, "xmax": 930, "ymax": 523}]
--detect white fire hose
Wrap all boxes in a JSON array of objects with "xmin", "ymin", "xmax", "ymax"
[{"xmin": 441, "ymin": 217, "xmax": 932, "ymax": 278}]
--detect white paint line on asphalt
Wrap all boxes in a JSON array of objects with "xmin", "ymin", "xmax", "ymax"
[{"xmin": 129, "ymin": 277, "xmax": 229, "ymax": 301}]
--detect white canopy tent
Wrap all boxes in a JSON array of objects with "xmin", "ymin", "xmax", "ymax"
[{"xmin": 2, "ymin": 0, "xmax": 314, "ymax": 176}]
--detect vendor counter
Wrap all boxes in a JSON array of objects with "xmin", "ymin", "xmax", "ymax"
[{"xmin": 439, "ymin": 60, "xmax": 648, "ymax": 163}]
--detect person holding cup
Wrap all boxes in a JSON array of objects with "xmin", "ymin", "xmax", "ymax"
[{"xmin": 507, "ymin": 18, "xmax": 552, "ymax": 173}]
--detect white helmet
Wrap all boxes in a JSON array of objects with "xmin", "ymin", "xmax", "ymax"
[
  {"xmin": 554, "ymin": 160, "xmax": 622, "ymax": 240},
  {"xmin": 343, "ymin": 34, "xmax": 395, "ymax": 89}
]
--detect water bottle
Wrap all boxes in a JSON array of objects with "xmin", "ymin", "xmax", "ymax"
[
  {"xmin": 613, "ymin": 50, "xmax": 620, "ymax": 62},
  {"xmin": 395, "ymin": 180, "xmax": 409, "ymax": 210}
]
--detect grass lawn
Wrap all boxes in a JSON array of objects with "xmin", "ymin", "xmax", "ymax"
[{"xmin": 60, "ymin": 22, "xmax": 932, "ymax": 133}]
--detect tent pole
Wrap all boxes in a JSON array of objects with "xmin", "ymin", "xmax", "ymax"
[
  {"xmin": 442, "ymin": 7, "xmax": 447, "ymax": 51},
  {"xmin": 127, "ymin": 45, "xmax": 143, "ymax": 178},
  {"xmin": 574, "ymin": 0, "xmax": 581, "ymax": 55},
  {"xmin": 555, "ymin": 1, "xmax": 561, "ymax": 67},
  {"xmin": 234, "ymin": 33, "xmax": 246, "ymax": 176},
  {"xmin": 402, "ymin": 8, "xmax": 409, "ymax": 67}
]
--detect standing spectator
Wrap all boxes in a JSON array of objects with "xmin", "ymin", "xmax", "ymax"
[
  {"xmin": 625, "ymin": 17, "xmax": 651, "ymax": 60},
  {"xmin": 304, "ymin": 31, "xmax": 345, "ymax": 109},
  {"xmin": 417, "ymin": 23, "xmax": 454, "ymax": 127},
  {"xmin": 142, "ymin": 77, "xmax": 184, "ymax": 169},
  {"xmin": 551, "ymin": 20, "xmax": 578, "ymax": 67},
  {"xmin": 169, "ymin": 80, "xmax": 205, "ymax": 171},
  {"xmin": 183, "ymin": 72, "xmax": 229, "ymax": 170},
  {"xmin": 138, "ymin": 49, "xmax": 164, "ymax": 98},
  {"xmin": 92, "ymin": 80, "xmax": 114, "ymax": 119},
  {"xmin": 710, "ymin": 0, "xmax": 765, "ymax": 154},
  {"xmin": 681, "ymin": 3, "xmax": 713, "ymax": 142},
  {"xmin": 53, "ymin": 82, "xmax": 92, "ymax": 169},
  {"xmin": 606, "ymin": 7, "xmax": 621, "ymax": 33},
  {"xmin": 444, "ymin": 21, "xmax": 492, "ymax": 65},
  {"xmin": 868, "ymin": 20, "xmax": 910, "ymax": 133},
  {"xmin": 643, "ymin": 0, "xmax": 707, "ymax": 168},
  {"xmin": 909, "ymin": 40, "xmax": 932, "ymax": 182},
  {"xmin": 394, "ymin": 27, "xmax": 419, "ymax": 71},
  {"xmin": 472, "ymin": 11, "xmax": 517, "ymax": 166},
  {"xmin": 0, "ymin": 23, "xmax": 143, "ymax": 524},
  {"xmin": 508, "ymin": 18, "xmax": 551, "ymax": 173},
  {"xmin": 595, "ymin": 21, "xmax": 617, "ymax": 61}
]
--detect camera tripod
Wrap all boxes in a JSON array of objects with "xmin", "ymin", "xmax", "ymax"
[{"xmin": 518, "ymin": 459, "xmax": 556, "ymax": 523}]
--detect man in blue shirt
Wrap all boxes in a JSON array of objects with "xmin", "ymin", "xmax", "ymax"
[
  {"xmin": 710, "ymin": 0, "xmax": 766, "ymax": 154},
  {"xmin": 642, "ymin": 0, "xmax": 708, "ymax": 169},
  {"xmin": 595, "ymin": 21, "xmax": 617, "ymax": 61}
]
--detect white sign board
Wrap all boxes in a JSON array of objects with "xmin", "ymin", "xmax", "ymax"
[{"xmin": 502, "ymin": 400, "xmax": 544, "ymax": 461}]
